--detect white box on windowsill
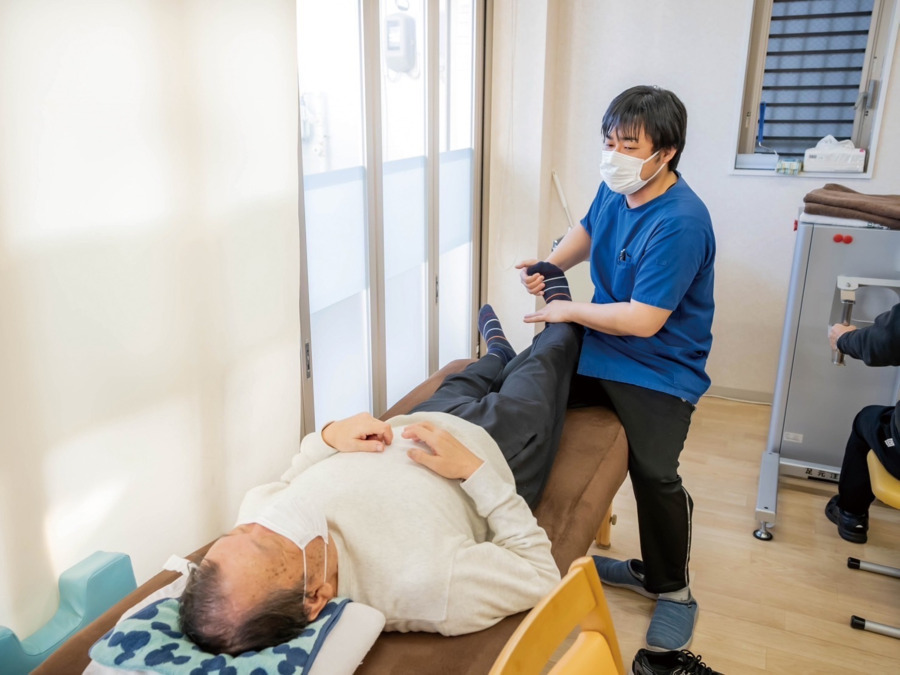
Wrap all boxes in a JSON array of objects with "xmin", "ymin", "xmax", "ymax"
[{"xmin": 802, "ymin": 146, "xmax": 866, "ymax": 173}]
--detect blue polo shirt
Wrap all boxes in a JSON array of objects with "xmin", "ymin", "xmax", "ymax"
[{"xmin": 578, "ymin": 175, "xmax": 715, "ymax": 404}]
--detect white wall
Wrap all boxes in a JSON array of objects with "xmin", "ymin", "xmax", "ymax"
[
  {"xmin": 487, "ymin": 0, "xmax": 900, "ymax": 400},
  {"xmin": 0, "ymin": 0, "xmax": 301, "ymax": 637},
  {"xmin": 485, "ymin": 0, "xmax": 557, "ymax": 341}
]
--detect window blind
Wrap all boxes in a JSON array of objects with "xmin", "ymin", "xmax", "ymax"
[{"xmin": 760, "ymin": 0, "xmax": 874, "ymax": 159}]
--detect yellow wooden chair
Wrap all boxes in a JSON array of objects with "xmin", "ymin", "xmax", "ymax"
[
  {"xmin": 846, "ymin": 450, "xmax": 900, "ymax": 640},
  {"xmin": 489, "ymin": 556, "xmax": 626, "ymax": 675}
]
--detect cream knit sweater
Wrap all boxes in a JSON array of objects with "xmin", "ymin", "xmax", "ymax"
[{"xmin": 236, "ymin": 411, "xmax": 560, "ymax": 635}]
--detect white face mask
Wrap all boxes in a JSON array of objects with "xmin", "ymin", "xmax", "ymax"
[
  {"xmin": 245, "ymin": 492, "xmax": 329, "ymax": 598},
  {"xmin": 598, "ymin": 149, "xmax": 664, "ymax": 195}
]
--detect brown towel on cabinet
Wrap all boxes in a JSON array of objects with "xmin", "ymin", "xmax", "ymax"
[{"xmin": 803, "ymin": 183, "xmax": 900, "ymax": 230}]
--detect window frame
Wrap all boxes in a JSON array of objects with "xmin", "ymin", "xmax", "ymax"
[
  {"xmin": 296, "ymin": 0, "xmax": 486, "ymax": 434},
  {"xmin": 733, "ymin": 0, "xmax": 898, "ymax": 176}
]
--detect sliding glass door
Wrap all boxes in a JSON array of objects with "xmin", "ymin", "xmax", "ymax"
[
  {"xmin": 381, "ymin": 0, "xmax": 430, "ymax": 408},
  {"xmin": 297, "ymin": 0, "xmax": 372, "ymax": 427},
  {"xmin": 438, "ymin": 0, "xmax": 477, "ymax": 367},
  {"xmin": 296, "ymin": 0, "xmax": 482, "ymax": 431}
]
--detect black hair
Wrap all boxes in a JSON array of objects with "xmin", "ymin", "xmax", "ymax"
[
  {"xmin": 179, "ymin": 559, "xmax": 311, "ymax": 656},
  {"xmin": 601, "ymin": 85, "xmax": 688, "ymax": 171}
]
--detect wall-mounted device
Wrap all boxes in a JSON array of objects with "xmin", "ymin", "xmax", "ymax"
[{"xmin": 385, "ymin": 13, "xmax": 416, "ymax": 73}]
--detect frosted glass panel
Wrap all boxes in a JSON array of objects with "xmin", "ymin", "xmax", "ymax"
[
  {"xmin": 385, "ymin": 265, "xmax": 427, "ymax": 406},
  {"xmin": 439, "ymin": 149, "xmax": 473, "ymax": 251},
  {"xmin": 382, "ymin": 0, "xmax": 428, "ymax": 408},
  {"xmin": 303, "ymin": 168, "xmax": 368, "ymax": 314},
  {"xmin": 440, "ymin": 0, "xmax": 475, "ymax": 152},
  {"xmin": 439, "ymin": 243, "xmax": 472, "ymax": 365},
  {"xmin": 381, "ymin": 0, "xmax": 426, "ymax": 161},
  {"xmin": 304, "ymin": 169, "xmax": 371, "ymax": 426},
  {"xmin": 437, "ymin": 0, "xmax": 475, "ymax": 364},
  {"xmin": 298, "ymin": 0, "xmax": 370, "ymax": 426},
  {"xmin": 297, "ymin": 0, "xmax": 364, "ymax": 174},
  {"xmin": 383, "ymin": 158, "xmax": 427, "ymax": 274},
  {"xmin": 310, "ymin": 293, "xmax": 371, "ymax": 427},
  {"xmin": 439, "ymin": 149, "xmax": 473, "ymax": 365},
  {"xmin": 384, "ymin": 157, "xmax": 428, "ymax": 406}
]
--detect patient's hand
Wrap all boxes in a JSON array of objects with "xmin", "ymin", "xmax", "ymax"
[
  {"xmin": 402, "ymin": 422, "xmax": 484, "ymax": 480},
  {"xmin": 515, "ymin": 258, "xmax": 545, "ymax": 296},
  {"xmin": 322, "ymin": 413, "xmax": 393, "ymax": 453},
  {"xmin": 828, "ymin": 322, "xmax": 857, "ymax": 351}
]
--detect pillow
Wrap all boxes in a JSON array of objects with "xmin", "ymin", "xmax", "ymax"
[{"xmin": 90, "ymin": 596, "xmax": 352, "ymax": 674}]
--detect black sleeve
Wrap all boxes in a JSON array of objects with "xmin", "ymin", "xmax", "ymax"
[{"xmin": 837, "ymin": 302, "xmax": 900, "ymax": 368}]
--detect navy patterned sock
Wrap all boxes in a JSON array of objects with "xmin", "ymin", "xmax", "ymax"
[
  {"xmin": 526, "ymin": 261, "xmax": 572, "ymax": 302},
  {"xmin": 478, "ymin": 304, "xmax": 516, "ymax": 364}
]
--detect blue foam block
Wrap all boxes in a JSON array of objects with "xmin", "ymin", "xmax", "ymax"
[{"xmin": 0, "ymin": 550, "xmax": 136, "ymax": 674}]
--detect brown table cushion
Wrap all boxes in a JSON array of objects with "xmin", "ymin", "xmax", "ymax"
[{"xmin": 35, "ymin": 359, "xmax": 627, "ymax": 675}]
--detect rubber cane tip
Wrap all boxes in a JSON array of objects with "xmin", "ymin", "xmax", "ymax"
[
  {"xmin": 850, "ymin": 616, "xmax": 866, "ymax": 630},
  {"xmin": 847, "ymin": 557, "xmax": 860, "ymax": 569}
]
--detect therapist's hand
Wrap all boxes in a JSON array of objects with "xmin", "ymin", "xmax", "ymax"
[
  {"xmin": 829, "ymin": 322, "xmax": 857, "ymax": 351},
  {"xmin": 516, "ymin": 259, "xmax": 546, "ymax": 296},
  {"xmin": 322, "ymin": 413, "xmax": 393, "ymax": 453},
  {"xmin": 402, "ymin": 422, "xmax": 484, "ymax": 480},
  {"xmin": 524, "ymin": 300, "xmax": 572, "ymax": 325}
]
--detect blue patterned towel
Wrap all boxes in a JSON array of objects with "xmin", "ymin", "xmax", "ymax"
[{"xmin": 89, "ymin": 595, "xmax": 351, "ymax": 674}]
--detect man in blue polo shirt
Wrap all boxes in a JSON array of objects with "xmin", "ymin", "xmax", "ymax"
[{"xmin": 518, "ymin": 85, "xmax": 715, "ymax": 653}]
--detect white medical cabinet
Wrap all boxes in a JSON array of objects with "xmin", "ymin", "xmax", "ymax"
[{"xmin": 754, "ymin": 213, "xmax": 900, "ymax": 540}]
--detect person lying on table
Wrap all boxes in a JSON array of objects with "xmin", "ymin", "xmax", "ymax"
[{"xmin": 180, "ymin": 288, "xmax": 581, "ymax": 655}]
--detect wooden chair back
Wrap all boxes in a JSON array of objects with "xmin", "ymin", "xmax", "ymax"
[{"xmin": 489, "ymin": 556, "xmax": 626, "ymax": 675}]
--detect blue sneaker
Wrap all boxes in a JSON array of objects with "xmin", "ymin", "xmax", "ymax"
[
  {"xmin": 646, "ymin": 595, "xmax": 699, "ymax": 651},
  {"xmin": 591, "ymin": 556, "xmax": 657, "ymax": 599}
]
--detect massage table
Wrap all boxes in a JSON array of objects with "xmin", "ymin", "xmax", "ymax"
[{"xmin": 36, "ymin": 358, "xmax": 629, "ymax": 674}]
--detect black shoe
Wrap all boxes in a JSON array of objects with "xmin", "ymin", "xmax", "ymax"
[
  {"xmin": 632, "ymin": 648, "xmax": 723, "ymax": 675},
  {"xmin": 824, "ymin": 495, "xmax": 868, "ymax": 544}
]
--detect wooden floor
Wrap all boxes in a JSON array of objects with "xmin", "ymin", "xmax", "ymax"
[{"xmin": 578, "ymin": 396, "xmax": 900, "ymax": 674}]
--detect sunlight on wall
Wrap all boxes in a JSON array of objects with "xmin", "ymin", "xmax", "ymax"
[
  {"xmin": 222, "ymin": 343, "xmax": 305, "ymax": 523},
  {"xmin": 191, "ymin": 2, "xmax": 298, "ymax": 218},
  {"xmin": 42, "ymin": 397, "xmax": 205, "ymax": 582},
  {"xmin": 2, "ymin": 1, "xmax": 170, "ymax": 250},
  {"xmin": 0, "ymin": 0, "xmax": 301, "ymax": 637},
  {"xmin": 43, "ymin": 483, "xmax": 131, "ymax": 573},
  {"xmin": 16, "ymin": 238, "xmax": 193, "ymax": 441}
]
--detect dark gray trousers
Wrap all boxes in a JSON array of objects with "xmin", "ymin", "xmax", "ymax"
[
  {"xmin": 411, "ymin": 322, "xmax": 582, "ymax": 508},
  {"xmin": 838, "ymin": 404, "xmax": 900, "ymax": 514}
]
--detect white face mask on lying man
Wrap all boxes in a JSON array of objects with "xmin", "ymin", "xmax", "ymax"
[{"xmin": 240, "ymin": 491, "xmax": 329, "ymax": 597}]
